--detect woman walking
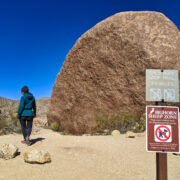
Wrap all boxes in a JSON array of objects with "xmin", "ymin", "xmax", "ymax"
[{"xmin": 17, "ymin": 86, "xmax": 36, "ymax": 145}]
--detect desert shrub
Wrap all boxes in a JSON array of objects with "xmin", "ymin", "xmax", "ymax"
[
  {"xmin": 0, "ymin": 115, "xmax": 8, "ymax": 129},
  {"xmin": 50, "ymin": 122, "xmax": 59, "ymax": 131},
  {"xmin": 93, "ymin": 109, "xmax": 143, "ymax": 134},
  {"xmin": 59, "ymin": 130, "xmax": 72, "ymax": 135},
  {"xmin": 0, "ymin": 102, "xmax": 21, "ymax": 135},
  {"xmin": 0, "ymin": 114, "xmax": 22, "ymax": 135},
  {"xmin": 133, "ymin": 113, "xmax": 146, "ymax": 133},
  {"xmin": 8, "ymin": 110, "xmax": 19, "ymax": 126}
]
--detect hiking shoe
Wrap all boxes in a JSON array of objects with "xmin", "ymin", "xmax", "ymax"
[
  {"xmin": 21, "ymin": 140, "xmax": 27, "ymax": 144},
  {"xmin": 25, "ymin": 140, "xmax": 31, "ymax": 146}
]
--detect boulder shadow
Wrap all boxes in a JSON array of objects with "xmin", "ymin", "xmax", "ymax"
[
  {"xmin": 16, "ymin": 152, "xmax": 21, "ymax": 156},
  {"xmin": 30, "ymin": 138, "xmax": 45, "ymax": 146}
]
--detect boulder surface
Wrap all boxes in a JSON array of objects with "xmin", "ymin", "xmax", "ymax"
[
  {"xmin": 48, "ymin": 11, "xmax": 180, "ymax": 134},
  {"xmin": 0, "ymin": 144, "xmax": 19, "ymax": 160},
  {"xmin": 111, "ymin": 130, "xmax": 121, "ymax": 136},
  {"xmin": 23, "ymin": 149, "xmax": 51, "ymax": 164},
  {"xmin": 126, "ymin": 131, "xmax": 136, "ymax": 138}
]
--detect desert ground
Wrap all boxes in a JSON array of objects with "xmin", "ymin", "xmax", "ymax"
[{"xmin": 0, "ymin": 128, "xmax": 180, "ymax": 180}]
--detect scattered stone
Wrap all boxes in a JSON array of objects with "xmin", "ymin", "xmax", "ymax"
[
  {"xmin": 3, "ymin": 127, "xmax": 11, "ymax": 131},
  {"xmin": 11, "ymin": 126, "xmax": 21, "ymax": 133},
  {"xmin": 0, "ymin": 126, "xmax": 21, "ymax": 135},
  {"xmin": 126, "ymin": 131, "xmax": 136, "ymax": 138},
  {"xmin": 103, "ymin": 129, "xmax": 110, "ymax": 135},
  {"xmin": 93, "ymin": 133, "xmax": 101, "ymax": 136},
  {"xmin": 0, "ymin": 144, "xmax": 19, "ymax": 160},
  {"xmin": 33, "ymin": 117, "xmax": 48, "ymax": 127},
  {"xmin": 82, "ymin": 134, "xmax": 91, "ymax": 136},
  {"xmin": 103, "ymin": 129, "xmax": 110, "ymax": 133},
  {"xmin": 111, "ymin": 130, "xmax": 120, "ymax": 136},
  {"xmin": 23, "ymin": 149, "xmax": 51, "ymax": 164}
]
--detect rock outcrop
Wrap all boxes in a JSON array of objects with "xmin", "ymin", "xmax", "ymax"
[
  {"xmin": 0, "ymin": 144, "xmax": 19, "ymax": 160},
  {"xmin": 23, "ymin": 149, "xmax": 51, "ymax": 164},
  {"xmin": 48, "ymin": 11, "xmax": 180, "ymax": 134}
]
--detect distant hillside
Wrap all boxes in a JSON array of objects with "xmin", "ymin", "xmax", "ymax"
[
  {"xmin": 0, "ymin": 97, "xmax": 50, "ymax": 132},
  {"xmin": 0, "ymin": 97, "xmax": 18, "ymax": 113}
]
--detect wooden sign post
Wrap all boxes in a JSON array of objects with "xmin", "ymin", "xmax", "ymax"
[{"xmin": 156, "ymin": 152, "xmax": 167, "ymax": 180}]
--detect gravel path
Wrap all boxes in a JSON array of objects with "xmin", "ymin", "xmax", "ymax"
[{"xmin": 0, "ymin": 129, "xmax": 180, "ymax": 180}]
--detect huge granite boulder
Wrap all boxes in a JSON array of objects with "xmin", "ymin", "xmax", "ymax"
[{"xmin": 48, "ymin": 11, "xmax": 180, "ymax": 134}]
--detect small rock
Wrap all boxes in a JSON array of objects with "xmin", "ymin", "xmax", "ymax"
[
  {"xmin": 12, "ymin": 126, "xmax": 21, "ymax": 133},
  {"xmin": 3, "ymin": 127, "xmax": 12, "ymax": 131},
  {"xmin": 126, "ymin": 131, "xmax": 136, "ymax": 138},
  {"xmin": 103, "ymin": 129, "xmax": 110, "ymax": 133},
  {"xmin": 0, "ymin": 144, "xmax": 19, "ymax": 160},
  {"xmin": 93, "ymin": 133, "xmax": 101, "ymax": 136},
  {"xmin": 111, "ymin": 130, "xmax": 120, "ymax": 136},
  {"xmin": 23, "ymin": 149, "xmax": 51, "ymax": 164},
  {"xmin": 82, "ymin": 134, "xmax": 91, "ymax": 136}
]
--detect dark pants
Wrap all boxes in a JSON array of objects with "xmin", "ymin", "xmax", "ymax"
[{"xmin": 20, "ymin": 116, "xmax": 33, "ymax": 140}]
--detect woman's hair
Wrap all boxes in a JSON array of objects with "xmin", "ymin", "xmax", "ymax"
[{"xmin": 21, "ymin": 86, "xmax": 29, "ymax": 93}]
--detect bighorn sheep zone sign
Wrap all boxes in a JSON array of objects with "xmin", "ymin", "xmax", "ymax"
[{"xmin": 146, "ymin": 106, "xmax": 179, "ymax": 153}]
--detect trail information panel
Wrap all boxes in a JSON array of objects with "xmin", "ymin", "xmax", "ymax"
[
  {"xmin": 146, "ymin": 106, "xmax": 179, "ymax": 153},
  {"xmin": 146, "ymin": 69, "xmax": 179, "ymax": 102}
]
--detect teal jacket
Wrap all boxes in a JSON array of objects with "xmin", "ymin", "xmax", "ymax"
[{"xmin": 17, "ymin": 92, "xmax": 36, "ymax": 119}]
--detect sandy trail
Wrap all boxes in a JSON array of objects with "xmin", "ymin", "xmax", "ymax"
[{"xmin": 0, "ymin": 128, "xmax": 180, "ymax": 180}]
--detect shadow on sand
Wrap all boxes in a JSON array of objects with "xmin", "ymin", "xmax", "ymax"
[{"xmin": 30, "ymin": 137, "xmax": 45, "ymax": 146}]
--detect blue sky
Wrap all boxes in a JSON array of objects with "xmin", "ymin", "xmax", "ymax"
[{"xmin": 0, "ymin": 0, "xmax": 180, "ymax": 100}]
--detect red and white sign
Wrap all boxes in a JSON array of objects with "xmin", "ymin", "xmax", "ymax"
[
  {"xmin": 146, "ymin": 106, "xmax": 179, "ymax": 153},
  {"xmin": 154, "ymin": 125, "xmax": 172, "ymax": 142}
]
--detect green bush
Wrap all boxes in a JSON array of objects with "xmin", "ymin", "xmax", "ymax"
[
  {"xmin": 50, "ymin": 122, "xmax": 59, "ymax": 131},
  {"xmin": 0, "ymin": 115, "xmax": 7, "ymax": 129},
  {"xmin": 8, "ymin": 110, "xmax": 19, "ymax": 126},
  {"xmin": 93, "ymin": 109, "xmax": 143, "ymax": 134},
  {"xmin": 0, "ymin": 103, "xmax": 21, "ymax": 135},
  {"xmin": 60, "ymin": 130, "xmax": 72, "ymax": 135},
  {"xmin": 133, "ymin": 113, "xmax": 146, "ymax": 133}
]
